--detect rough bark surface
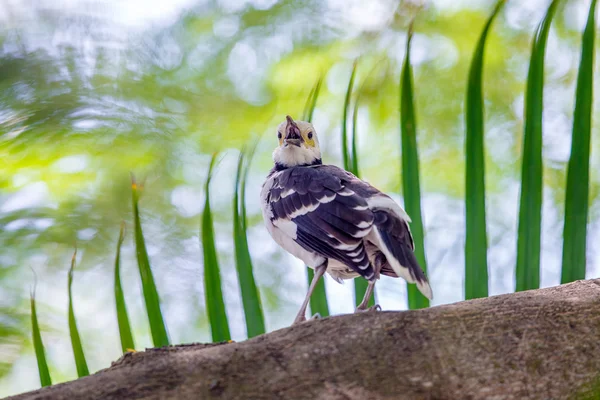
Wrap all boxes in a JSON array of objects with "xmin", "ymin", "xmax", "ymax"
[{"xmin": 9, "ymin": 279, "xmax": 600, "ymax": 400}]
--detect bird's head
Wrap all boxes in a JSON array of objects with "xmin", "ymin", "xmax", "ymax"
[{"xmin": 272, "ymin": 115, "xmax": 322, "ymax": 168}]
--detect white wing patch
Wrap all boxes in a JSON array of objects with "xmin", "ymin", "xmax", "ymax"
[
  {"xmin": 272, "ymin": 219, "xmax": 297, "ymax": 239},
  {"xmin": 366, "ymin": 194, "xmax": 412, "ymax": 223},
  {"xmin": 287, "ymin": 202, "xmax": 320, "ymax": 219},
  {"xmin": 280, "ymin": 188, "xmax": 295, "ymax": 198},
  {"xmin": 333, "ymin": 242, "xmax": 361, "ymax": 251},
  {"xmin": 356, "ymin": 221, "xmax": 371, "ymax": 229},
  {"xmin": 319, "ymin": 193, "xmax": 336, "ymax": 203},
  {"xmin": 338, "ymin": 187, "xmax": 355, "ymax": 196}
]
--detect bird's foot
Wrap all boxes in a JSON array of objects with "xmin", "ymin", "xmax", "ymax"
[
  {"xmin": 292, "ymin": 313, "xmax": 321, "ymax": 326},
  {"xmin": 354, "ymin": 304, "xmax": 382, "ymax": 313}
]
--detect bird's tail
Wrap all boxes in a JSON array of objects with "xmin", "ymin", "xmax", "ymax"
[{"xmin": 372, "ymin": 210, "xmax": 433, "ymax": 300}]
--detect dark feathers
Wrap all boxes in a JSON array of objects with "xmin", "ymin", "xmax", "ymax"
[
  {"xmin": 268, "ymin": 165, "xmax": 377, "ymax": 280},
  {"xmin": 266, "ymin": 164, "xmax": 429, "ymax": 293},
  {"xmin": 372, "ymin": 210, "xmax": 427, "ymax": 285}
]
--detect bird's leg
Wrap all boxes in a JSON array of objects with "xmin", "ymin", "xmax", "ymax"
[
  {"xmin": 292, "ymin": 261, "xmax": 328, "ymax": 325},
  {"xmin": 355, "ymin": 280, "xmax": 381, "ymax": 312}
]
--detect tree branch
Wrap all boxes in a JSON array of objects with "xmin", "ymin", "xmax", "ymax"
[{"xmin": 11, "ymin": 279, "xmax": 600, "ymax": 400}]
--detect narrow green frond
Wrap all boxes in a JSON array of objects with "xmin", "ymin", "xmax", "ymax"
[
  {"xmin": 353, "ymin": 277, "xmax": 373, "ymax": 308},
  {"xmin": 464, "ymin": 0, "xmax": 504, "ymax": 300},
  {"xmin": 240, "ymin": 138, "xmax": 260, "ymax": 231},
  {"xmin": 351, "ymin": 82, "xmax": 360, "ymax": 178},
  {"xmin": 233, "ymin": 150, "xmax": 266, "ymax": 338},
  {"xmin": 304, "ymin": 76, "xmax": 322, "ymax": 123},
  {"xmin": 516, "ymin": 0, "xmax": 560, "ymax": 292},
  {"xmin": 401, "ymin": 25, "xmax": 429, "ymax": 309},
  {"xmin": 306, "ymin": 268, "xmax": 330, "ymax": 317},
  {"xmin": 351, "ymin": 61, "xmax": 385, "ymax": 309},
  {"xmin": 350, "ymin": 58, "xmax": 384, "ymax": 178},
  {"xmin": 303, "ymin": 78, "xmax": 330, "ymax": 317},
  {"xmin": 341, "ymin": 60, "xmax": 373, "ymax": 308},
  {"xmin": 114, "ymin": 222, "xmax": 135, "ymax": 353},
  {"xmin": 303, "ymin": 75, "xmax": 324, "ymax": 122},
  {"xmin": 302, "ymin": 86, "xmax": 316, "ymax": 122},
  {"xmin": 342, "ymin": 61, "xmax": 358, "ymax": 171},
  {"xmin": 561, "ymin": 0, "xmax": 597, "ymax": 283},
  {"xmin": 201, "ymin": 153, "xmax": 231, "ymax": 342},
  {"xmin": 68, "ymin": 250, "xmax": 89, "ymax": 377},
  {"xmin": 131, "ymin": 176, "xmax": 170, "ymax": 347},
  {"xmin": 30, "ymin": 283, "xmax": 52, "ymax": 387}
]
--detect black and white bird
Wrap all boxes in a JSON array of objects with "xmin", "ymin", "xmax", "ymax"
[{"xmin": 261, "ymin": 116, "xmax": 432, "ymax": 324}]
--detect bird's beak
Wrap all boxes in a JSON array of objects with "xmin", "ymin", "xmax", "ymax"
[{"xmin": 284, "ymin": 115, "xmax": 303, "ymax": 147}]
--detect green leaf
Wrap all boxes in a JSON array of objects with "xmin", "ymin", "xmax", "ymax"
[
  {"xmin": 68, "ymin": 250, "xmax": 89, "ymax": 377},
  {"xmin": 114, "ymin": 222, "xmax": 135, "ymax": 353},
  {"xmin": 342, "ymin": 60, "xmax": 366, "ymax": 307},
  {"xmin": 233, "ymin": 149, "xmax": 266, "ymax": 338},
  {"xmin": 342, "ymin": 61, "xmax": 358, "ymax": 172},
  {"xmin": 464, "ymin": 0, "xmax": 504, "ymax": 300},
  {"xmin": 347, "ymin": 63, "xmax": 376, "ymax": 309},
  {"xmin": 240, "ymin": 139, "xmax": 259, "ymax": 232},
  {"xmin": 561, "ymin": 0, "xmax": 597, "ymax": 284},
  {"xmin": 400, "ymin": 25, "xmax": 429, "ymax": 309},
  {"xmin": 30, "ymin": 285, "xmax": 52, "ymax": 387},
  {"xmin": 131, "ymin": 177, "xmax": 170, "ymax": 347},
  {"xmin": 306, "ymin": 267, "xmax": 330, "ymax": 317},
  {"xmin": 303, "ymin": 76, "xmax": 330, "ymax": 318},
  {"xmin": 302, "ymin": 74, "xmax": 323, "ymax": 122},
  {"xmin": 351, "ymin": 83, "xmax": 360, "ymax": 178},
  {"xmin": 516, "ymin": 0, "xmax": 559, "ymax": 292},
  {"xmin": 201, "ymin": 153, "xmax": 231, "ymax": 342}
]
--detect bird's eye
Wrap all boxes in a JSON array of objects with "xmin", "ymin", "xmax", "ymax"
[
  {"xmin": 307, "ymin": 132, "xmax": 313, "ymax": 139},
  {"xmin": 278, "ymin": 132, "xmax": 282, "ymax": 139}
]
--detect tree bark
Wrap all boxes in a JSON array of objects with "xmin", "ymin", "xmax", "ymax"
[{"xmin": 10, "ymin": 279, "xmax": 600, "ymax": 400}]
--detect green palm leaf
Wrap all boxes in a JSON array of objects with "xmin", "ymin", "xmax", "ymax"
[
  {"xmin": 342, "ymin": 61, "xmax": 358, "ymax": 172},
  {"xmin": 516, "ymin": 0, "xmax": 560, "ymax": 292},
  {"xmin": 302, "ymin": 76, "xmax": 330, "ymax": 318},
  {"xmin": 561, "ymin": 0, "xmax": 597, "ymax": 283},
  {"xmin": 347, "ymin": 63, "xmax": 377, "ymax": 308},
  {"xmin": 400, "ymin": 25, "xmax": 429, "ymax": 309},
  {"xmin": 233, "ymin": 149, "xmax": 266, "ymax": 338},
  {"xmin": 68, "ymin": 250, "xmax": 89, "ymax": 377},
  {"xmin": 351, "ymin": 79, "xmax": 361, "ymax": 178},
  {"xmin": 303, "ymin": 75, "xmax": 323, "ymax": 122},
  {"xmin": 30, "ymin": 283, "xmax": 52, "ymax": 387},
  {"xmin": 131, "ymin": 176, "xmax": 170, "ymax": 347},
  {"xmin": 464, "ymin": 0, "xmax": 504, "ymax": 300},
  {"xmin": 342, "ymin": 61, "xmax": 366, "ymax": 307},
  {"xmin": 114, "ymin": 222, "xmax": 135, "ymax": 352},
  {"xmin": 201, "ymin": 153, "xmax": 231, "ymax": 342}
]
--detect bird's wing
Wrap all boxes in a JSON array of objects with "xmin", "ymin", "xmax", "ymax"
[
  {"xmin": 372, "ymin": 209, "xmax": 432, "ymax": 299},
  {"xmin": 316, "ymin": 165, "xmax": 431, "ymax": 299},
  {"xmin": 267, "ymin": 165, "xmax": 376, "ymax": 280}
]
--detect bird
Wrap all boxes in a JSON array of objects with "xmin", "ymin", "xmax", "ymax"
[{"xmin": 260, "ymin": 115, "xmax": 432, "ymax": 325}]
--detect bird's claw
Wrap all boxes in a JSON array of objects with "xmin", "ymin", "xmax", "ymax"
[
  {"xmin": 355, "ymin": 304, "xmax": 382, "ymax": 313},
  {"xmin": 292, "ymin": 313, "xmax": 321, "ymax": 326}
]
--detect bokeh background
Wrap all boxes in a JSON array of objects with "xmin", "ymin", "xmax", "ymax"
[{"xmin": 1, "ymin": 0, "xmax": 599, "ymax": 396}]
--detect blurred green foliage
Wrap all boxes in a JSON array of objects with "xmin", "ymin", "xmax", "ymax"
[{"xmin": 1, "ymin": 0, "xmax": 599, "ymax": 396}]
